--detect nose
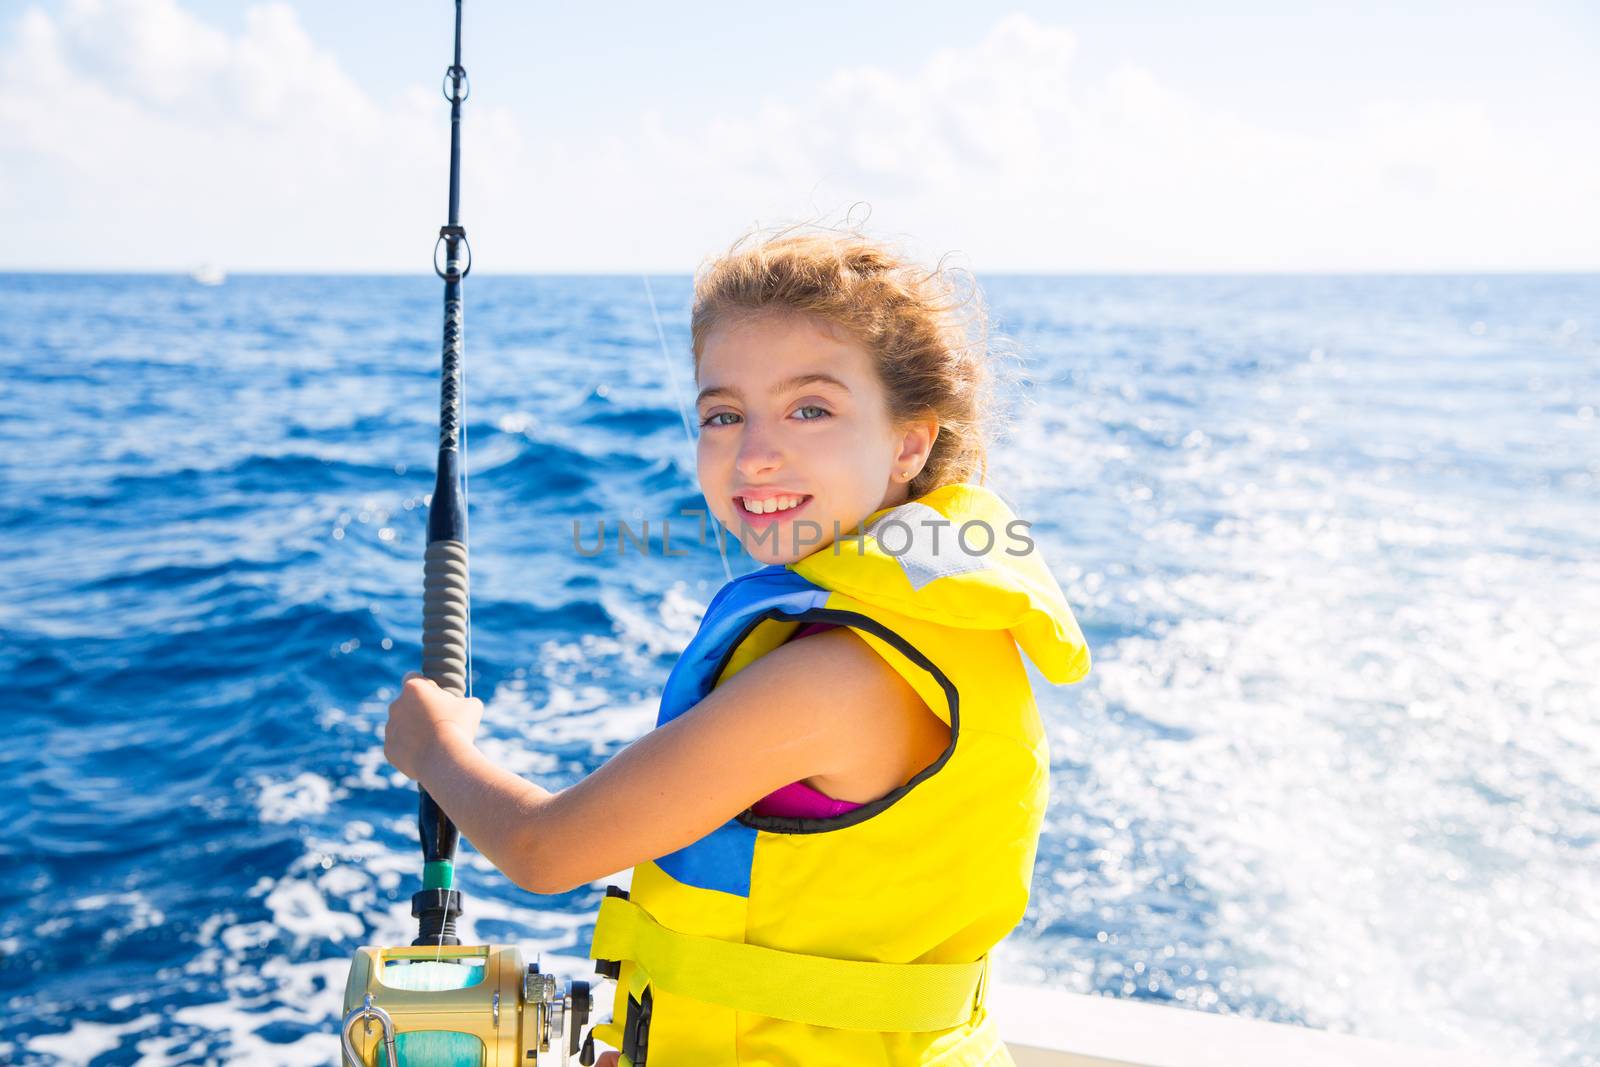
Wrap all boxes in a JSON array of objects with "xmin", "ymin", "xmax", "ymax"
[{"xmin": 733, "ymin": 418, "xmax": 784, "ymax": 480}]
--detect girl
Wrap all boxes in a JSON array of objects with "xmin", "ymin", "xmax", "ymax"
[{"xmin": 383, "ymin": 228, "xmax": 1091, "ymax": 1066}]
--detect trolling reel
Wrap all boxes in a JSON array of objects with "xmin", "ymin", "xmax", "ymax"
[
  {"xmin": 340, "ymin": 936, "xmax": 601, "ymax": 1066},
  {"xmin": 340, "ymin": 887, "xmax": 601, "ymax": 1065}
]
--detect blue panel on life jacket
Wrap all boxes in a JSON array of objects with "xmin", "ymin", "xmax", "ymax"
[
  {"xmin": 656, "ymin": 564, "xmax": 829, "ymax": 726},
  {"xmin": 652, "ymin": 563, "xmax": 831, "ymax": 896}
]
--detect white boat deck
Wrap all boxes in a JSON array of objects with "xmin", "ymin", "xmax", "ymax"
[{"xmin": 989, "ymin": 981, "xmax": 1522, "ymax": 1067}]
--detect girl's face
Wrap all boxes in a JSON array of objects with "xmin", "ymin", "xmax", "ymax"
[{"xmin": 695, "ymin": 311, "xmax": 936, "ymax": 566}]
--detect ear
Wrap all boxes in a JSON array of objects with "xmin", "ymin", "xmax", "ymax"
[{"xmin": 893, "ymin": 414, "xmax": 939, "ymax": 476}]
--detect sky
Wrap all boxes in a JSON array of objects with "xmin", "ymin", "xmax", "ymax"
[{"xmin": 1, "ymin": 0, "xmax": 1597, "ymax": 273}]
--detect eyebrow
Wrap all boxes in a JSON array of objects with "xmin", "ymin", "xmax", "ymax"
[{"xmin": 695, "ymin": 372, "xmax": 852, "ymax": 407}]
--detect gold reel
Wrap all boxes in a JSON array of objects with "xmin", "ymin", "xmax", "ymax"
[{"xmin": 339, "ymin": 943, "xmax": 595, "ymax": 1066}]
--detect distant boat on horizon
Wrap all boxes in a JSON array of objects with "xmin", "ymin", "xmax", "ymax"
[{"xmin": 189, "ymin": 263, "xmax": 226, "ymax": 286}]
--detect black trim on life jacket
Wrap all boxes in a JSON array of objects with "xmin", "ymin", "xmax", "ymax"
[{"xmin": 717, "ymin": 606, "xmax": 960, "ymax": 836}]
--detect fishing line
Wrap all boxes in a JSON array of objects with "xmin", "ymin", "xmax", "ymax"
[
  {"xmin": 459, "ymin": 354, "xmax": 473, "ymax": 711},
  {"xmin": 643, "ymin": 274, "xmax": 734, "ymax": 583}
]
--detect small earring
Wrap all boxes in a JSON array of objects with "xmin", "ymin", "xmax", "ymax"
[{"xmin": 901, "ymin": 470, "xmax": 915, "ymax": 480}]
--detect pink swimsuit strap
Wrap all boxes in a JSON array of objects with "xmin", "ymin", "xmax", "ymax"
[
  {"xmin": 747, "ymin": 620, "xmax": 866, "ymax": 819},
  {"xmin": 751, "ymin": 779, "xmax": 864, "ymax": 819},
  {"xmin": 789, "ymin": 620, "xmax": 839, "ymax": 641}
]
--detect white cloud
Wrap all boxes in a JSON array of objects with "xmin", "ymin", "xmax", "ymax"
[
  {"xmin": 0, "ymin": 0, "xmax": 522, "ymax": 269},
  {"xmin": 2, "ymin": 4, "xmax": 1595, "ymax": 271}
]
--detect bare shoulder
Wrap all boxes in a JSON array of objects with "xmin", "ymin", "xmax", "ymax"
[
  {"xmin": 744, "ymin": 624, "xmax": 913, "ymax": 702},
  {"xmin": 749, "ymin": 626, "xmax": 951, "ymax": 801}
]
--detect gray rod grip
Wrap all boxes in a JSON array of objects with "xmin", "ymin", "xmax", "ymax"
[{"xmin": 422, "ymin": 538, "xmax": 470, "ymax": 697}]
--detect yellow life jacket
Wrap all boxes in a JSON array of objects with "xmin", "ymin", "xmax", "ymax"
[{"xmin": 586, "ymin": 482, "xmax": 1091, "ymax": 1066}]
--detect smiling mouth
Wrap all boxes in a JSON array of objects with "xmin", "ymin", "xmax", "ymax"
[{"xmin": 734, "ymin": 495, "xmax": 813, "ymax": 520}]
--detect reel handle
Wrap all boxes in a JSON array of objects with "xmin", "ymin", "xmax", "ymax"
[{"xmin": 340, "ymin": 995, "xmax": 399, "ymax": 1067}]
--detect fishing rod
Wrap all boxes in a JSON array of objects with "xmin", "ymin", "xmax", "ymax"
[
  {"xmin": 415, "ymin": 0, "xmax": 472, "ymax": 952},
  {"xmin": 340, "ymin": 4, "xmax": 595, "ymax": 1062}
]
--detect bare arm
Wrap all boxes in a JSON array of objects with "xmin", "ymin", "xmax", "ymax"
[{"xmin": 409, "ymin": 626, "xmax": 932, "ymax": 895}]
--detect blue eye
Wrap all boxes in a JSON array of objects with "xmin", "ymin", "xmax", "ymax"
[
  {"xmin": 699, "ymin": 411, "xmax": 741, "ymax": 427},
  {"xmin": 794, "ymin": 405, "xmax": 829, "ymax": 421}
]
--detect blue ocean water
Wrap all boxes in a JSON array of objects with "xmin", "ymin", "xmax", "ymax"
[{"xmin": 0, "ymin": 272, "xmax": 1595, "ymax": 1066}]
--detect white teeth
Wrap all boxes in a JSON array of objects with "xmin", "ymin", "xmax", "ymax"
[{"xmin": 743, "ymin": 495, "xmax": 804, "ymax": 514}]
